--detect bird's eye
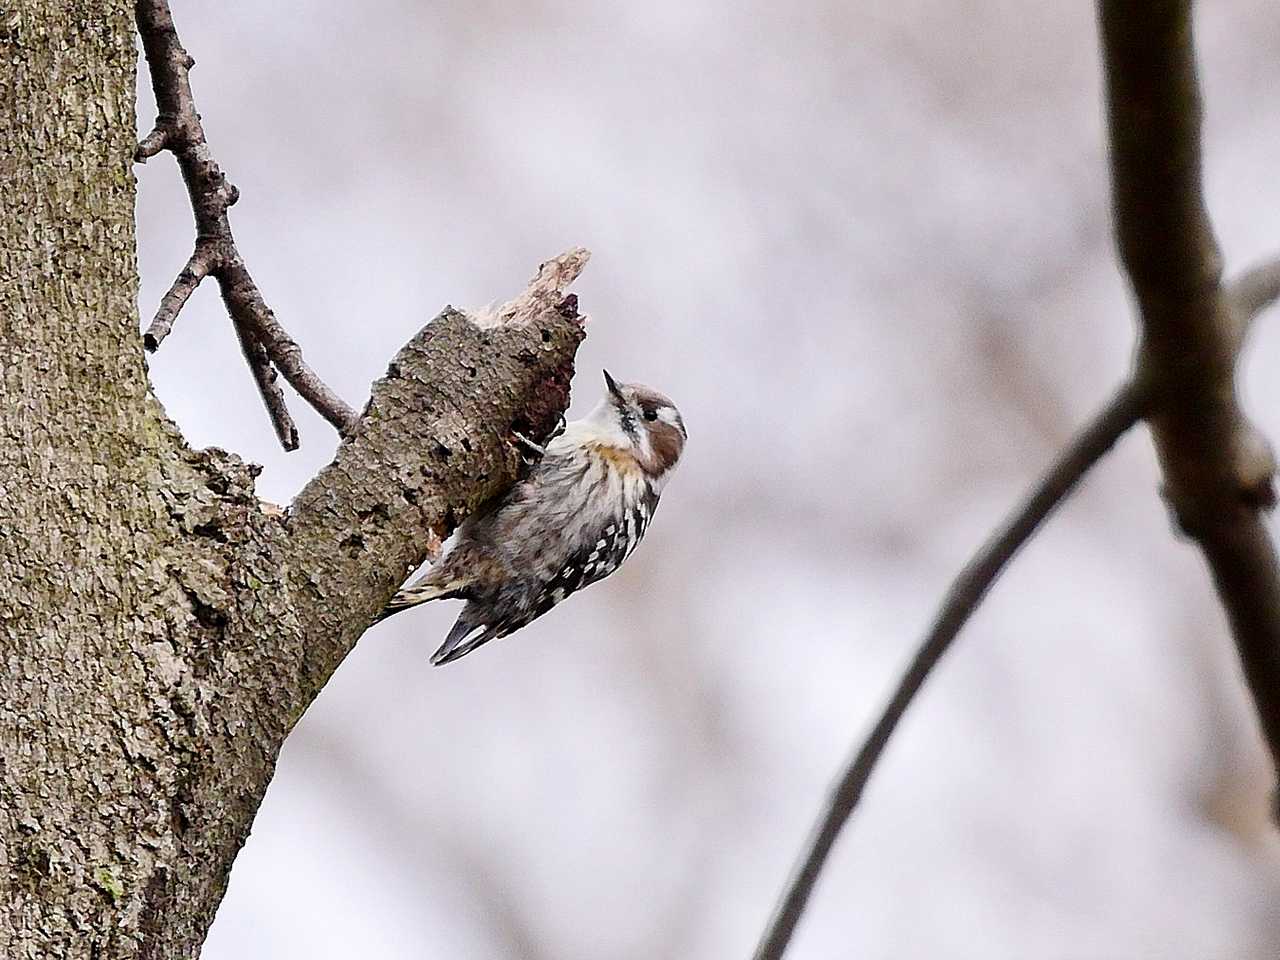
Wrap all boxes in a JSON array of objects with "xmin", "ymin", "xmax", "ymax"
[{"xmin": 642, "ymin": 409, "xmax": 658, "ymax": 422}]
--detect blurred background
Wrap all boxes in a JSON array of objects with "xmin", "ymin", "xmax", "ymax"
[{"xmin": 135, "ymin": 2, "xmax": 1280, "ymax": 956}]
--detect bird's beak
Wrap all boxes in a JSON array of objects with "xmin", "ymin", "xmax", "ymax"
[{"xmin": 603, "ymin": 369, "xmax": 624, "ymax": 401}]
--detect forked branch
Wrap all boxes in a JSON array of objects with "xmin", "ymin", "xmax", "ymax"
[
  {"xmin": 754, "ymin": 3, "xmax": 1280, "ymax": 956},
  {"xmin": 134, "ymin": 0, "xmax": 358, "ymax": 449},
  {"xmin": 751, "ymin": 244, "xmax": 1280, "ymax": 959},
  {"xmin": 1101, "ymin": 0, "xmax": 1280, "ymax": 780}
]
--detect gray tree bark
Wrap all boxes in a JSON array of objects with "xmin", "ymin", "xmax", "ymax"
[{"xmin": 0, "ymin": 5, "xmax": 585, "ymax": 957}]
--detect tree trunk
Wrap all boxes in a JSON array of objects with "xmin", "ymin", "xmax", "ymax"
[{"xmin": 0, "ymin": 5, "xmax": 585, "ymax": 957}]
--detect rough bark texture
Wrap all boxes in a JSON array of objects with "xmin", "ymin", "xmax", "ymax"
[{"xmin": 0, "ymin": 5, "xmax": 585, "ymax": 957}]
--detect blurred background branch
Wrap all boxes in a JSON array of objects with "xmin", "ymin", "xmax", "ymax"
[
  {"xmin": 1230, "ymin": 256, "xmax": 1280, "ymax": 332},
  {"xmin": 753, "ymin": 2, "xmax": 1280, "ymax": 956},
  {"xmin": 1101, "ymin": 0, "xmax": 1280, "ymax": 789},
  {"xmin": 752, "ymin": 385, "xmax": 1142, "ymax": 960}
]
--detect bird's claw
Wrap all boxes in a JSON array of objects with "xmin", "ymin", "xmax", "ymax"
[
  {"xmin": 512, "ymin": 430, "xmax": 547, "ymax": 464},
  {"xmin": 512, "ymin": 415, "xmax": 565, "ymax": 465}
]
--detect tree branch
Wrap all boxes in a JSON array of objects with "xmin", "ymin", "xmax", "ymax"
[
  {"xmin": 1100, "ymin": 1, "xmax": 1280, "ymax": 785},
  {"xmin": 751, "ymin": 385, "xmax": 1142, "ymax": 960},
  {"xmin": 94, "ymin": 252, "xmax": 591, "ymax": 955},
  {"xmin": 134, "ymin": 0, "xmax": 358, "ymax": 449},
  {"xmin": 284, "ymin": 250, "xmax": 590, "ymax": 700}
]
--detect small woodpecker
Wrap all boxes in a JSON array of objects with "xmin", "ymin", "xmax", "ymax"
[{"xmin": 374, "ymin": 370, "xmax": 687, "ymax": 665}]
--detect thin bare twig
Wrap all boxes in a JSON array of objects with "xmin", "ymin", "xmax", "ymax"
[
  {"xmin": 751, "ymin": 385, "xmax": 1143, "ymax": 960},
  {"xmin": 1101, "ymin": 0, "xmax": 1280, "ymax": 784},
  {"xmin": 216, "ymin": 250, "xmax": 357, "ymax": 436},
  {"xmin": 134, "ymin": 0, "xmax": 358, "ymax": 449},
  {"xmin": 231, "ymin": 318, "xmax": 299, "ymax": 451},
  {"xmin": 1229, "ymin": 256, "xmax": 1280, "ymax": 331},
  {"xmin": 145, "ymin": 243, "xmax": 214, "ymax": 349}
]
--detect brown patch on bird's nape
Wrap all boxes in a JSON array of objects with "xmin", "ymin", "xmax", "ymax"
[
  {"xmin": 623, "ymin": 383, "xmax": 685, "ymax": 475},
  {"xmin": 647, "ymin": 420, "xmax": 685, "ymax": 475}
]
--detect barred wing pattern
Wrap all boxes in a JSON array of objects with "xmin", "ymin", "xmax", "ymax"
[
  {"xmin": 523, "ymin": 494, "xmax": 659, "ymax": 628},
  {"xmin": 428, "ymin": 467, "xmax": 660, "ymax": 665}
]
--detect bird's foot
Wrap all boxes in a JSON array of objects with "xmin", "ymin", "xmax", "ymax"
[{"xmin": 511, "ymin": 430, "xmax": 547, "ymax": 463}]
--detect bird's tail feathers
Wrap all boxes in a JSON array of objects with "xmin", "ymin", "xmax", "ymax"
[
  {"xmin": 371, "ymin": 580, "xmax": 465, "ymax": 625},
  {"xmin": 430, "ymin": 606, "xmax": 501, "ymax": 665}
]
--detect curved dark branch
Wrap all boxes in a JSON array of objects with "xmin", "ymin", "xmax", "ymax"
[
  {"xmin": 751, "ymin": 385, "xmax": 1143, "ymax": 960},
  {"xmin": 134, "ymin": 0, "xmax": 358, "ymax": 449}
]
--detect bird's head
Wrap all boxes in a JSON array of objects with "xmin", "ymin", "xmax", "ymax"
[{"xmin": 584, "ymin": 370, "xmax": 687, "ymax": 488}]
